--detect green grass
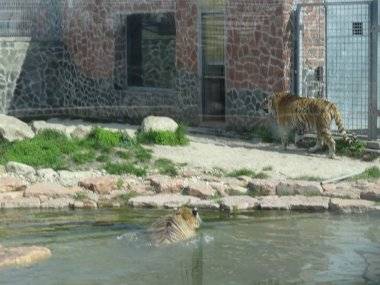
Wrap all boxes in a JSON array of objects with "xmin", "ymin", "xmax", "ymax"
[
  {"xmin": 87, "ymin": 127, "xmax": 124, "ymax": 150},
  {"xmin": 72, "ymin": 150, "xmax": 96, "ymax": 165},
  {"xmin": 116, "ymin": 178, "xmax": 124, "ymax": 190},
  {"xmin": 96, "ymin": 154, "xmax": 110, "ymax": 163},
  {"xmin": 352, "ymin": 166, "xmax": 380, "ymax": 181},
  {"xmin": 262, "ymin": 166, "xmax": 273, "ymax": 171},
  {"xmin": 154, "ymin": 158, "xmax": 178, "ymax": 177},
  {"xmin": 227, "ymin": 168, "xmax": 269, "ymax": 179},
  {"xmin": 0, "ymin": 128, "xmax": 154, "ymax": 172},
  {"xmin": 227, "ymin": 168, "xmax": 256, "ymax": 178},
  {"xmin": 0, "ymin": 130, "xmax": 76, "ymax": 169},
  {"xmin": 115, "ymin": 150, "xmax": 131, "ymax": 160},
  {"xmin": 104, "ymin": 162, "xmax": 147, "ymax": 177},
  {"xmin": 336, "ymin": 138, "xmax": 366, "ymax": 158},
  {"xmin": 136, "ymin": 125, "xmax": 189, "ymax": 146}
]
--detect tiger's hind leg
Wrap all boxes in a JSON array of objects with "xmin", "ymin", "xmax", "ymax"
[
  {"xmin": 279, "ymin": 127, "xmax": 289, "ymax": 150},
  {"xmin": 308, "ymin": 132, "xmax": 324, "ymax": 153},
  {"xmin": 320, "ymin": 129, "xmax": 336, "ymax": 159}
]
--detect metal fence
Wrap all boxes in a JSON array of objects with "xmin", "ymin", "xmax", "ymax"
[{"xmin": 296, "ymin": 0, "xmax": 379, "ymax": 139}]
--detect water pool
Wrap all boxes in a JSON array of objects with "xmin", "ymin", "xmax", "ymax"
[{"xmin": 1, "ymin": 209, "xmax": 379, "ymax": 284}]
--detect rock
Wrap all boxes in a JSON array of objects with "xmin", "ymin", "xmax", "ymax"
[
  {"xmin": 184, "ymin": 181, "xmax": 216, "ymax": 199},
  {"xmin": 210, "ymin": 182, "xmax": 229, "ymax": 197},
  {"xmin": 31, "ymin": 120, "xmax": 75, "ymax": 138},
  {"xmin": 70, "ymin": 125, "xmax": 92, "ymax": 139},
  {"xmin": 219, "ymin": 196, "xmax": 259, "ymax": 211},
  {"xmin": 188, "ymin": 200, "xmax": 220, "ymax": 210},
  {"xmin": 276, "ymin": 181, "xmax": 322, "ymax": 196},
  {"xmin": 1, "ymin": 197, "xmax": 40, "ymax": 209},
  {"xmin": 258, "ymin": 195, "xmax": 330, "ymax": 211},
  {"xmin": 360, "ymin": 186, "xmax": 380, "ymax": 202},
  {"xmin": 128, "ymin": 194, "xmax": 201, "ymax": 208},
  {"xmin": 5, "ymin": 162, "xmax": 36, "ymax": 182},
  {"xmin": 24, "ymin": 183, "xmax": 81, "ymax": 199},
  {"xmin": 329, "ymin": 198, "xmax": 376, "ymax": 214},
  {"xmin": 248, "ymin": 179, "xmax": 277, "ymax": 196},
  {"xmin": 41, "ymin": 198, "xmax": 75, "ymax": 209},
  {"xmin": 57, "ymin": 170, "xmax": 100, "ymax": 187},
  {"xmin": 0, "ymin": 177, "xmax": 26, "ymax": 193},
  {"xmin": 0, "ymin": 115, "xmax": 35, "ymax": 142},
  {"xmin": 97, "ymin": 200, "xmax": 121, "ymax": 208},
  {"xmin": 0, "ymin": 191, "xmax": 24, "ymax": 201},
  {"xmin": 36, "ymin": 168, "xmax": 59, "ymax": 183},
  {"xmin": 227, "ymin": 185, "xmax": 248, "ymax": 195},
  {"xmin": 0, "ymin": 165, "xmax": 6, "ymax": 176},
  {"xmin": 222, "ymin": 177, "xmax": 252, "ymax": 188},
  {"xmin": 141, "ymin": 116, "xmax": 178, "ymax": 133},
  {"xmin": 0, "ymin": 246, "xmax": 51, "ymax": 268},
  {"xmin": 321, "ymin": 183, "xmax": 361, "ymax": 199},
  {"xmin": 148, "ymin": 175, "xmax": 185, "ymax": 193},
  {"xmin": 78, "ymin": 176, "xmax": 120, "ymax": 194},
  {"xmin": 71, "ymin": 200, "xmax": 98, "ymax": 209}
]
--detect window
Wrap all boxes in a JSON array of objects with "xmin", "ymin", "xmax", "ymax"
[
  {"xmin": 127, "ymin": 13, "xmax": 176, "ymax": 89},
  {"xmin": 352, "ymin": 22, "xmax": 363, "ymax": 36}
]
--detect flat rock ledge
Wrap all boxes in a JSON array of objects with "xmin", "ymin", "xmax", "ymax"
[{"xmin": 0, "ymin": 246, "xmax": 51, "ymax": 268}]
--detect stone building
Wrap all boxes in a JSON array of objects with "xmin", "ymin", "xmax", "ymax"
[{"xmin": 3, "ymin": 0, "xmax": 377, "ymax": 136}]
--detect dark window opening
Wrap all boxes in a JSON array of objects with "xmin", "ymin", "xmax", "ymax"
[
  {"xmin": 352, "ymin": 22, "xmax": 363, "ymax": 36},
  {"xmin": 126, "ymin": 13, "xmax": 176, "ymax": 89}
]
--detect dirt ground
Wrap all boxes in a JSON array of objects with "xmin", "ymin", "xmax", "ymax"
[{"xmin": 151, "ymin": 134, "xmax": 380, "ymax": 180}]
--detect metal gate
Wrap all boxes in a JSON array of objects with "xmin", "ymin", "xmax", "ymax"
[{"xmin": 296, "ymin": 0, "xmax": 379, "ymax": 139}]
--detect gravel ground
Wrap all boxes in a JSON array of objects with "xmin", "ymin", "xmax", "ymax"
[{"xmin": 151, "ymin": 134, "xmax": 379, "ymax": 180}]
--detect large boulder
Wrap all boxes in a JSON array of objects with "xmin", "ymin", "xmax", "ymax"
[
  {"xmin": 128, "ymin": 194, "xmax": 200, "ymax": 208},
  {"xmin": 248, "ymin": 179, "xmax": 278, "ymax": 196},
  {"xmin": 0, "ymin": 246, "xmax": 51, "ymax": 268},
  {"xmin": 329, "ymin": 198, "xmax": 377, "ymax": 214},
  {"xmin": 258, "ymin": 195, "xmax": 330, "ymax": 211},
  {"xmin": 183, "ymin": 181, "xmax": 216, "ymax": 199},
  {"xmin": 0, "ymin": 115, "xmax": 35, "ymax": 142},
  {"xmin": 57, "ymin": 170, "xmax": 101, "ymax": 187},
  {"xmin": 24, "ymin": 183, "xmax": 82, "ymax": 199},
  {"xmin": 0, "ymin": 177, "xmax": 27, "ymax": 193},
  {"xmin": 276, "ymin": 181, "xmax": 322, "ymax": 196},
  {"xmin": 219, "ymin": 196, "xmax": 260, "ymax": 211},
  {"xmin": 78, "ymin": 176, "xmax": 120, "ymax": 195},
  {"xmin": 148, "ymin": 175, "xmax": 185, "ymax": 193},
  {"xmin": 141, "ymin": 116, "xmax": 178, "ymax": 133},
  {"xmin": 5, "ymin": 162, "xmax": 36, "ymax": 182},
  {"xmin": 1, "ymin": 197, "xmax": 41, "ymax": 209}
]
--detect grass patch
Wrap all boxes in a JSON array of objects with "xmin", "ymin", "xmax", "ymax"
[
  {"xmin": 105, "ymin": 162, "xmax": 147, "ymax": 177},
  {"xmin": 87, "ymin": 127, "xmax": 124, "ymax": 150},
  {"xmin": 262, "ymin": 166, "xmax": 273, "ymax": 171},
  {"xmin": 72, "ymin": 150, "xmax": 96, "ymax": 165},
  {"xmin": 336, "ymin": 138, "xmax": 366, "ymax": 158},
  {"xmin": 154, "ymin": 158, "xmax": 178, "ymax": 177},
  {"xmin": 227, "ymin": 168, "xmax": 269, "ymax": 179},
  {"xmin": 136, "ymin": 125, "xmax": 189, "ymax": 146},
  {"xmin": 116, "ymin": 178, "xmax": 124, "ymax": 190},
  {"xmin": 0, "ymin": 130, "xmax": 76, "ymax": 169},
  {"xmin": 118, "ymin": 191, "xmax": 139, "ymax": 203},
  {"xmin": 115, "ymin": 150, "xmax": 131, "ymax": 160},
  {"xmin": 352, "ymin": 166, "xmax": 380, "ymax": 181},
  {"xmin": 0, "ymin": 128, "xmax": 154, "ymax": 172},
  {"xmin": 96, "ymin": 154, "xmax": 110, "ymax": 163}
]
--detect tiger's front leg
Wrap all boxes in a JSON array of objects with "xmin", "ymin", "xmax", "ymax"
[{"xmin": 279, "ymin": 127, "xmax": 289, "ymax": 150}]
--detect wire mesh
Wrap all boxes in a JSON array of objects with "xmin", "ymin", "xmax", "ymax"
[{"xmin": 298, "ymin": 1, "xmax": 373, "ymax": 135}]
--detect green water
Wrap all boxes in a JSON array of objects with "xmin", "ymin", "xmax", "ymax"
[{"xmin": 0, "ymin": 209, "xmax": 379, "ymax": 285}]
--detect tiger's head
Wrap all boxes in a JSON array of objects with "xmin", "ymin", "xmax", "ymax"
[
  {"xmin": 262, "ymin": 92, "xmax": 289, "ymax": 116},
  {"xmin": 175, "ymin": 207, "xmax": 201, "ymax": 230}
]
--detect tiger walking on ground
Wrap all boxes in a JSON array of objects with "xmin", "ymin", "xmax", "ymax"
[{"xmin": 263, "ymin": 92, "xmax": 351, "ymax": 159}]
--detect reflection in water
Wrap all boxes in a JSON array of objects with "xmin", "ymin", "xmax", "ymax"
[{"xmin": 191, "ymin": 233, "xmax": 203, "ymax": 285}]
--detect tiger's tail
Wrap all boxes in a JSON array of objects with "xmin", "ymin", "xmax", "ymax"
[{"xmin": 330, "ymin": 104, "xmax": 350, "ymax": 142}]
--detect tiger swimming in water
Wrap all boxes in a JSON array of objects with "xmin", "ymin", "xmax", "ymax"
[
  {"xmin": 148, "ymin": 207, "xmax": 201, "ymax": 247},
  {"xmin": 263, "ymin": 92, "xmax": 350, "ymax": 159}
]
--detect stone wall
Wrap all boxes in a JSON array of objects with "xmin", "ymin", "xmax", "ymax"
[
  {"xmin": 0, "ymin": 0, "xmax": 298, "ymax": 129},
  {"xmin": 225, "ymin": 0, "xmax": 294, "ymax": 129}
]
